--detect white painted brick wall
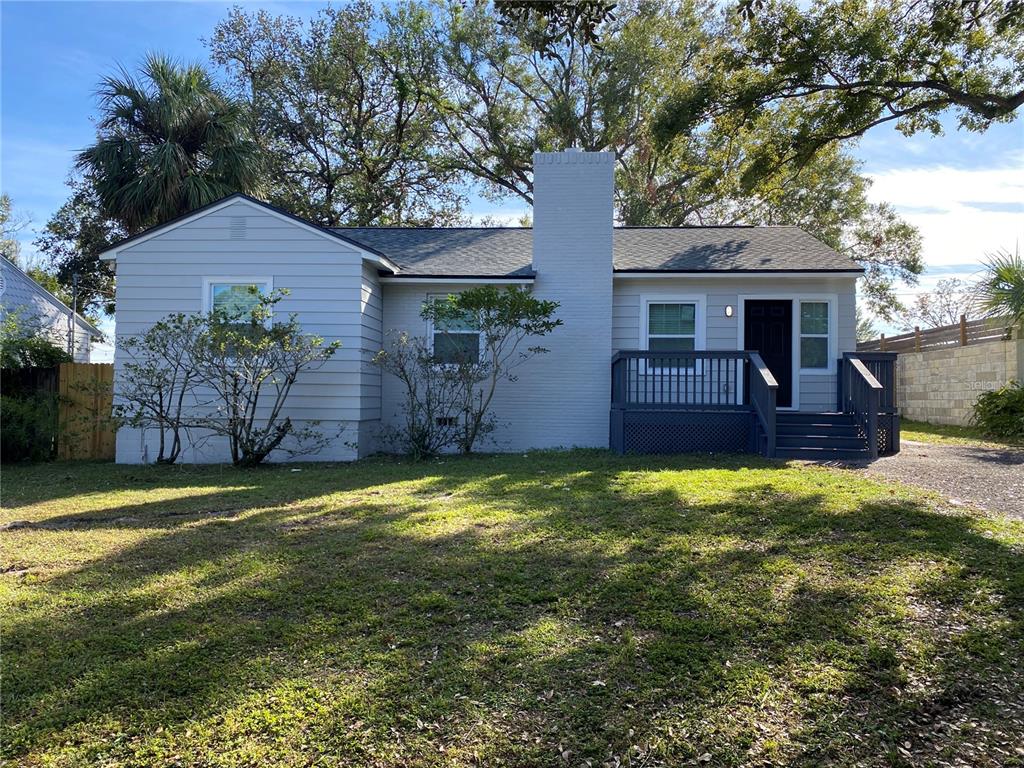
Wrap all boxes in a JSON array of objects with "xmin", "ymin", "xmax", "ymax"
[
  {"xmin": 524, "ymin": 149, "xmax": 615, "ymax": 448},
  {"xmin": 377, "ymin": 151, "xmax": 617, "ymax": 452}
]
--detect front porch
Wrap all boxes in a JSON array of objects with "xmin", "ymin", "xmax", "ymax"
[{"xmin": 610, "ymin": 350, "xmax": 899, "ymax": 460}]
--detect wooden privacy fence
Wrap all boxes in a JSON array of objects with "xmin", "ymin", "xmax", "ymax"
[
  {"xmin": 3, "ymin": 363, "xmax": 117, "ymax": 461},
  {"xmin": 57, "ymin": 363, "xmax": 116, "ymax": 460},
  {"xmin": 858, "ymin": 315, "xmax": 1018, "ymax": 353}
]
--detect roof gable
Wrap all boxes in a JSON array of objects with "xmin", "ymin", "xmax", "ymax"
[
  {"xmin": 98, "ymin": 194, "xmax": 400, "ymax": 272},
  {"xmin": 0, "ymin": 258, "xmax": 102, "ymax": 337}
]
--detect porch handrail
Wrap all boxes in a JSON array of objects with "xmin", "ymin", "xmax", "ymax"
[
  {"xmin": 841, "ymin": 355, "xmax": 882, "ymax": 460},
  {"xmin": 611, "ymin": 351, "xmax": 752, "ymax": 361},
  {"xmin": 747, "ymin": 351, "xmax": 778, "ymax": 458},
  {"xmin": 843, "ymin": 351, "xmax": 898, "ymax": 413},
  {"xmin": 611, "ymin": 350, "xmax": 751, "ymax": 408}
]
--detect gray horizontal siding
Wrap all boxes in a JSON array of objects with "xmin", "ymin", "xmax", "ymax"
[
  {"xmin": 613, "ymin": 275, "xmax": 857, "ymax": 412},
  {"xmin": 117, "ymin": 423, "xmax": 359, "ymax": 465},
  {"xmin": 359, "ymin": 262, "xmax": 384, "ymax": 444},
  {"xmin": 115, "ymin": 275, "xmax": 361, "ymax": 290},
  {"xmin": 114, "ymin": 200, "xmax": 369, "ymax": 463},
  {"xmin": 380, "ymin": 282, "xmax": 561, "ymax": 452},
  {"xmin": 799, "ymin": 376, "xmax": 838, "ymax": 411}
]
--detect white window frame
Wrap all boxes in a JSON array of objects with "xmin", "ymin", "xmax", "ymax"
[
  {"xmin": 798, "ymin": 300, "xmax": 833, "ymax": 374},
  {"xmin": 202, "ymin": 277, "xmax": 273, "ymax": 314},
  {"xmin": 639, "ymin": 294, "xmax": 707, "ymax": 372},
  {"xmin": 424, "ymin": 292, "xmax": 482, "ymax": 365},
  {"xmin": 735, "ymin": 293, "xmax": 839, "ymax": 411}
]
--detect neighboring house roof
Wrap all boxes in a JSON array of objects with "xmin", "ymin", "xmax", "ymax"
[
  {"xmin": 336, "ymin": 226, "xmax": 864, "ymax": 277},
  {"xmin": 0, "ymin": 258, "xmax": 102, "ymax": 338}
]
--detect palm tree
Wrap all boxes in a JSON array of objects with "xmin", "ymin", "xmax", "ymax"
[
  {"xmin": 77, "ymin": 54, "xmax": 261, "ymax": 232},
  {"xmin": 977, "ymin": 247, "xmax": 1024, "ymax": 325}
]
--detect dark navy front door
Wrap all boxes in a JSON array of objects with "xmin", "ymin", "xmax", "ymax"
[{"xmin": 744, "ymin": 300, "xmax": 793, "ymax": 408}]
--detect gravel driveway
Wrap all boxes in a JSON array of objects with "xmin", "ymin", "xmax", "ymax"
[{"xmin": 852, "ymin": 439, "xmax": 1024, "ymax": 519}]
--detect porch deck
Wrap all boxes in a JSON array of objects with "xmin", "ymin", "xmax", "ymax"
[{"xmin": 610, "ymin": 350, "xmax": 899, "ymax": 460}]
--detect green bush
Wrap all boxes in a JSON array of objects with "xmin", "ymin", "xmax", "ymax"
[
  {"xmin": 971, "ymin": 381, "xmax": 1024, "ymax": 441},
  {"xmin": 1, "ymin": 392, "xmax": 59, "ymax": 462},
  {"xmin": 0, "ymin": 312, "xmax": 73, "ymax": 368}
]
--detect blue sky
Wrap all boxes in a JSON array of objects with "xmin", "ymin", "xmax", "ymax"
[{"xmin": 2, "ymin": 0, "xmax": 1023, "ymax": 348}]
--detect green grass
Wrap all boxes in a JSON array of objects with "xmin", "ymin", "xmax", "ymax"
[
  {"xmin": 900, "ymin": 418, "xmax": 1024, "ymax": 448},
  {"xmin": 3, "ymin": 452, "xmax": 1023, "ymax": 767}
]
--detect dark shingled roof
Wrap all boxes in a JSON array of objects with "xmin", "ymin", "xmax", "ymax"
[
  {"xmin": 334, "ymin": 226, "xmax": 863, "ymax": 277},
  {"xmin": 335, "ymin": 228, "xmax": 535, "ymax": 277},
  {"xmin": 611, "ymin": 227, "xmax": 862, "ymax": 273}
]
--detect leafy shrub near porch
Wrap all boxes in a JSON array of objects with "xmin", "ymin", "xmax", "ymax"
[
  {"xmin": 374, "ymin": 286, "xmax": 560, "ymax": 457},
  {"xmin": 372, "ymin": 332, "xmax": 469, "ymax": 460},
  {"xmin": 972, "ymin": 381, "xmax": 1024, "ymax": 441}
]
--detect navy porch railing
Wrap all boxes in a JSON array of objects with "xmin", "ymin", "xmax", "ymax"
[
  {"xmin": 610, "ymin": 350, "xmax": 778, "ymax": 456},
  {"xmin": 838, "ymin": 352, "xmax": 899, "ymax": 457},
  {"xmin": 612, "ymin": 350, "xmax": 899, "ymax": 458}
]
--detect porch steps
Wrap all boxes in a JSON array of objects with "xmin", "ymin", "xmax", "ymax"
[{"xmin": 774, "ymin": 412, "xmax": 871, "ymax": 461}]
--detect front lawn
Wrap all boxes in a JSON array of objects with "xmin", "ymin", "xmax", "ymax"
[{"xmin": 3, "ymin": 453, "xmax": 1023, "ymax": 767}]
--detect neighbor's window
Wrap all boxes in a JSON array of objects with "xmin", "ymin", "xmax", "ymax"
[
  {"xmin": 647, "ymin": 302, "xmax": 696, "ymax": 352},
  {"xmin": 210, "ymin": 282, "xmax": 268, "ymax": 318},
  {"xmin": 430, "ymin": 298, "xmax": 480, "ymax": 365},
  {"xmin": 800, "ymin": 301, "xmax": 829, "ymax": 369}
]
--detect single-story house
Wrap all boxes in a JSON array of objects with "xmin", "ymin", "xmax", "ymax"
[
  {"xmin": 101, "ymin": 149, "xmax": 898, "ymax": 464},
  {"xmin": 0, "ymin": 257, "xmax": 102, "ymax": 362}
]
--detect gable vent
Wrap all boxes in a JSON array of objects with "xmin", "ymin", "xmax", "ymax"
[{"xmin": 229, "ymin": 217, "xmax": 247, "ymax": 240}]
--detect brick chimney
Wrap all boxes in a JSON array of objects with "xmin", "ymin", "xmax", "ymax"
[{"xmin": 528, "ymin": 149, "xmax": 615, "ymax": 447}]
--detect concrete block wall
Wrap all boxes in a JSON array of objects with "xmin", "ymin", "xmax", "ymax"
[{"xmin": 897, "ymin": 336, "xmax": 1022, "ymax": 425}]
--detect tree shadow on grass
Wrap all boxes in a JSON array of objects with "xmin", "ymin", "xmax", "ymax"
[
  {"xmin": 1, "ymin": 456, "xmax": 465, "ymax": 512},
  {"xmin": 3, "ymin": 453, "xmax": 1023, "ymax": 766}
]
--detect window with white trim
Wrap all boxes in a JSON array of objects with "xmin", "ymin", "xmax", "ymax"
[
  {"xmin": 209, "ymin": 281, "xmax": 269, "ymax": 318},
  {"xmin": 429, "ymin": 295, "xmax": 480, "ymax": 365},
  {"xmin": 646, "ymin": 302, "xmax": 697, "ymax": 352},
  {"xmin": 799, "ymin": 301, "xmax": 830, "ymax": 369},
  {"xmin": 644, "ymin": 301, "xmax": 700, "ymax": 371}
]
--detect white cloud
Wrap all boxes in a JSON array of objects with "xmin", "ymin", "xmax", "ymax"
[{"xmin": 865, "ymin": 159, "xmax": 1024, "ymax": 274}]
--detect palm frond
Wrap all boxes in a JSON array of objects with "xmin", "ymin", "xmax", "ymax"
[
  {"xmin": 79, "ymin": 52, "xmax": 261, "ymax": 231},
  {"xmin": 977, "ymin": 246, "xmax": 1024, "ymax": 324}
]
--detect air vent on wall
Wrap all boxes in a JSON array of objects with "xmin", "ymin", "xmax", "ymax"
[{"xmin": 229, "ymin": 217, "xmax": 247, "ymax": 240}]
